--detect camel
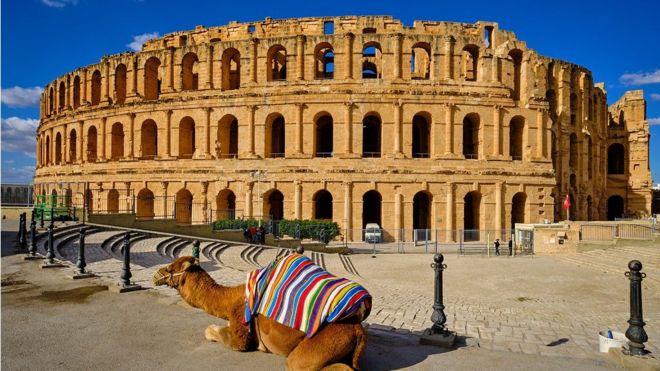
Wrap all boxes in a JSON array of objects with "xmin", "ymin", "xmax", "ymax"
[{"xmin": 153, "ymin": 256, "xmax": 371, "ymax": 370}]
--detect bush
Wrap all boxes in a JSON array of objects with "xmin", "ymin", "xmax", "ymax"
[
  {"xmin": 213, "ymin": 219, "xmax": 260, "ymax": 231},
  {"xmin": 277, "ymin": 219, "xmax": 339, "ymax": 243}
]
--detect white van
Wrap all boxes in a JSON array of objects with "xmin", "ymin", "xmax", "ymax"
[{"xmin": 364, "ymin": 223, "xmax": 382, "ymax": 243}]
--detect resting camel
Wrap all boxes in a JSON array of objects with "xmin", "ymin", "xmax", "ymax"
[{"xmin": 153, "ymin": 255, "xmax": 371, "ymax": 370}]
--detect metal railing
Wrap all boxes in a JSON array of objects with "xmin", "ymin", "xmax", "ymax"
[
  {"xmin": 412, "ymin": 152, "xmax": 430, "ymax": 158},
  {"xmin": 269, "ymin": 152, "xmax": 285, "ymax": 158},
  {"xmin": 362, "ymin": 152, "xmax": 381, "ymax": 158},
  {"xmin": 315, "ymin": 152, "xmax": 333, "ymax": 158}
]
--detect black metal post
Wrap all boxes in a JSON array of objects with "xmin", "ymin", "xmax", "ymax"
[
  {"xmin": 76, "ymin": 228, "xmax": 87, "ymax": 274},
  {"xmin": 50, "ymin": 208, "xmax": 54, "ymax": 226},
  {"xmin": 40, "ymin": 208, "xmax": 44, "ymax": 228},
  {"xmin": 430, "ymin": 253, "xmax": 448, "ymax": 334},
  {"xmin": 29, "ymin": 219, "xmax": 37, "ymax": 256},
  {"xmin": 45, "ymin": 221, "xmax": 55, "ymax": 264},
  {"xmin": 21, "ymin": 212, "xmax": 28, "ymax": 250},
  {"xmin": 624, "ymin": 260, "xmax": 648, "ymax": 356},
  {"xmin": 18, "ymin": 213, "xmax": 26, "ymax": 250},
  {"xmin": 192, "ymin": 240, "xmax": 200, "ymax": 260},
  {"xmin": 120, "ymin": 232, "xmax": 132, "ymax": 286}
]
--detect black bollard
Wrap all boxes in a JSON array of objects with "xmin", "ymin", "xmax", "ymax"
[
  {"xmin": 192, "ymin": 240, "xmax": 200, "ymax": 261},
  {"xmin": 420, "ymin": 253, "xmax": 455, "ymax": 347},
  {"xmin": 50, "ymin": 208, "xmax": 54, "ymax": 227},
  {"xmin": 40, "ymin": 208, "xmax": 44, "ymax": 228},
  {"xmin": 296, "ymin": 246, "xmax": 304, "ymax": 254},
  {"xmin": 72, "ymin": 227, "xmax": 94, "ymax": 278},
  {"xmin": 17, "ymin": 213, "xmax": 25, "ymax": 249},
  {"xmin": 21, "ymin": 212, "xmax": 28, "ymax": 250},
  {"xmin": 624, "ymin": 260, "xmax": 648, "ymax": 356},
  {"xmin": 113, "ymin": 232, "xmax": 141, "ymax": 292},
  {"xmin": 45, "ymin": 222, "xmax": 55, "ymax": 263},
  {"xmin": 29, "ymin": 219, "xmax": 37, "ymax": 256}
]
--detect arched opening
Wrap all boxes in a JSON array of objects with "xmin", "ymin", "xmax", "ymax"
[
  {"xmin": 412, "ymin": 113, "xmax": 430, "ymax": 158},
  {"xmin": 87, "ymin": 126, "xmax": 97, "ymax": 161},
  {"xmin": 314, "ymin": 43, "xmax": 334, "ymax": 79},
  {"xmin": 546, "ymin": 89, "xmax": 557, "ymax": 118},
  {"xmin": 45, "ymin": 136, "xmax": 50, "ymax": 165},
  {"xmin": 570, "ymin": 174, "xmax": 577, "ymax": 189},
  {"xmin": 587, "ymin": 136, "xmax": 593, "ymax": 179},
  {"xmin": 511, "ymin": 192, "xmax": 527, "ymax": 229},
  {"xmin": 215, "ymin": 189, "xmax": 236, "ymax": 220},
  {"xmin": 570, "ymin": 93, "xmax": 577, "ymax": 125},
  {"xmin": 551, "ymin": 131, "xmax": 558, "ymax": 170},
  {"xmin": 314, "ymin": 114, "xmax": 333, "ymax": 157},
  {"xmin": 569, "ymin": 134, "xmax": 578, "ymax": 169},
  {"xmin": 144, "ymin": 57, "xmax": 161, "ymax": 100},
  {"xmin": 216, "ymin": 115, "xmax": 238, "ymax": 158},
  {"xmin": 115, "ymin": 63, "xmax": 127, "ymax": 104},
  {"xmin": 55, "ymin": 133, "xmax": 62, "ymax": 164},
  {"xmin": 463, "ymin": 191, "xmax": 481, "ymax": 241},
  {"xmin": 362, "ymin": 42, "xmax": 381, "ymax": 79},
  {"xmin": 140, "ymin": 119, "xmax": 158, "ymax": 159},
  {"xmin": 587, "ymin": 195, "xmax": 593, "ymax": 221},
  {"xmin": 111, "ymin": 122, "xmax": 124, "ymax": 160},
  {"xmin": 267, "ymin": 45, "xmax": 287, "ymax": 81},
  {"xmin": 362, "ymin": 114, "xmax": 381, "ymax": 157},
  {"xmin": 264, "ymin": 189, "xmax": 284, "ymax": 220},
  {"xmin": 175, "ymin": 189, "xmax": 193, "ymax": 224},
  {"xmin": 410, "ymin": 42, "xmax": 431, "ymax": 80},
  {"xmin": 73, "ymin": 75, "xmax": 81, "ymax": 109},
  {"xmin": 569, "ymin": 193, "xmax": 577, "ymax": 221},
  {"xmin": 362, "ymin": 190, "xmax": 382, "ymax": 229},
  {"xmin": 107, "ymin": 189, "xmax": 119, "ymax": 213},
  {"xmin": 58, "ymin": 81, "xmax": 66, "ymax": 110},
  {"xmin": 69, "ymin": 129, "xmax": 77, "ymax": 163},
  {"xmin": 178, "ymin": 117, "xmax": 195, "ymax": 159},
  {"xmin": 462, "ymin": 113, "xmax": 480, "ymax": 159},
  {"xmin": 509, "ymin": 49, "xmax": 523, "ymax": 100},
  {"xmin": 509, "ymin": 116, "xmax": 524, "ymax": 160},
  {"xmin": 136, "ymin": 188, "xmax": 154, "ymax": 219},
  {"xmin": 413, "ymin": 191, "xmax": 432, "ymax": 230},
  {"xmin": 619, "ymin": 110, "xmax": 625, "ymax": 127},
  {"xmin": 265, "ymin": 114, "xmax": 285, "ymax": 158},
  {"xmin": 608, "ymin": 143, "xmax": 625, "ymax": 174},
  {"xmin": 181, "ymin": 52, "xmax": 199, "ymax": 91},
  {"xmin": 607, "ymin": 195, "xmax": 624, "ymax": 220},
  {"xmin": 313, "ymin": 190, "xmax": 333, "ymax": 220},
  {"xmin": 221, "ymin": 48, "xmax": 240, "ymax": 90},
  {"xmin": 91, "ymin": 70, "xmax": 102, "ymax": 106},
  {"xmin": 462, "ymin": 44, "xmax": 479, "ymax": 81}
]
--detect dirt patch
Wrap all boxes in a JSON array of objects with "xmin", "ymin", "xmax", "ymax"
[
  {"xmin": 2, "ymin": 279, "xmax": 29, "ymax": 287},
  {"xmin": 38, "ymin": 285, "xmax": 108, "ymax": 304}
]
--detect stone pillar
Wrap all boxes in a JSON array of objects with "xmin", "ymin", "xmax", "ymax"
[
  {"xmin": 443, "ymin": 36, "xmax": 454, "ymax": 80},
  {"xmin": 77, "ymin": 121, "xmax": 84, "ymax": 163},
  {"xmin": 491, "ymin": 55, "xmax": 499, "ymax": 83},
  {"xmin": 49, "ymin": 128, "xmax": 55, "ymax": 165},
  {"xmin": 247, "ymin": 105, "xmax": 257, "ymax": 157},
  {"xmin": 245, "ymin": 182, "xmax": 253, "ymax": 219},
  {"xmin": 128, "ymin": 113, "xmax": 135, "ymax": 159},
  {"xmin": 201, "ymin": 182, "xmax": 209, "ymax": 222},
  {"xmin": 430, "ymin": 36, "xmax": 441, "ymax": 81},
  {"xmin": 444, "ymin": 103, "xmax": 454, "ymax": 155},
  {"xmin": 102, "ymin": 62, "xmax": 110, "ymax": 104},
  {"xmin": 495, "ymin": 182, "xmax": 502, "ymax": 230},
  {"xmin": 393, "ymin": 100, "xmax": 403, "ymax": 157},
  {"xmin": 492, "ymin": 105, "xmax": 502, "ymax": 156},
  {"xmin": 344, "ymin": 33, "xmax": 354, "ymax": 80},
  {"xmin": 296, "ymin": 35, "xmax": 305, "ymax": 80},
  {"xmin": 167, "ymin": 47, "xmax": 175, "ymax": 92},
  {"xmin": 82, "ymin": 68, "xmax": 88, "ymax": 105},
  {"xmin": 536, "ymin": 109, "xmax": 546, "ymax": 159},
  {"xmin": 203, "ymin": 107, "xmax": 212, "ymax": 158},
  {"xmin": 164, "ymin": 110, "xmax": 172, "ymax": 158},
  {"xmin": 343, "ymin": 101, "xmax": 353, "ymax": 156},
  {"xmin": 446, "ymin": 182, "xmax": 454, "ymax": 242},
  {"xmin": 343, "ymin": 181, "xmax": 352, "ymax": 241},
  {"xmin": 250, "ymin": 38, "xmax": 259, "ymax": 84},
  {"xmin": 394, "ymin": 190, "xmax": 402, "ymax": 241},
  {"xmin": 62, "ymin": 124, "xmax": 68, "ymax": 163},
  {"xmin": 295, "ymin": 103, "xmax": 304, "ymax": 155},
  {"xmin": 161, "ymin": 182, "xmax": 169, "ymax": 218},
  {"xmin": 100, "ymin": 118, "xmax": 106, "ymax": 161},
  {"xmin": 206, "ymin": 44, "xmax": 214, "ymax": 89},
  {"xmin": 130, "ymin": 55, "xmax": 138, "ymax": 98},
  {"xmin": 392, "ymin": 33, "xmax": 402, "ymax": 79},
  {"xmin": 66, "ymin": 75, "xmax": 71, "ymax": 109},
  {"xmin": 294, "ymin": 181, "xmax": 302, "ymax": 219}
]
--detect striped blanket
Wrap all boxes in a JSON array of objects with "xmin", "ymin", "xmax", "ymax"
[{"xmin": 243, "ymin": 253, "xmax": 371, "ymax": 337}]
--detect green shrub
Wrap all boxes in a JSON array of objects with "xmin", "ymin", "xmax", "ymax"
[
  {"xmin": 213, "ymin": 218, "xmax": 260, "ymax": 231},
  {"xmin": 278, "ymin": 219, "xmax": 339, "ymax": 242}
]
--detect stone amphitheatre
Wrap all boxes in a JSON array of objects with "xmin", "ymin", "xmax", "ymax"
[{"xmin": 33, "ymin": 15, "xmax": 652, "ymax": 239}]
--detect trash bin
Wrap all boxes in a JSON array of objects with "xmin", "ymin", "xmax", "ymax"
[{"xmin": 598, "ymin": 330, "xmax": 626, "ymax": 353}]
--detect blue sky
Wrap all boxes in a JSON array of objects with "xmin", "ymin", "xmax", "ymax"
[{"xmin": 2, "ymin": 0, "xmax": 659, "ymax": 184}]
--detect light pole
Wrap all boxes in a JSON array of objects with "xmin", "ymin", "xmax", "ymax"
[{"xmin": 250, "ymin": 170, "xmax": 265, "ymax": 226}]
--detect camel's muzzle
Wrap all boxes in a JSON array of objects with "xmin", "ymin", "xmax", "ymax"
[{"xmin": 152, "ymin": 269, "xmax": 184, "ymax": 286}]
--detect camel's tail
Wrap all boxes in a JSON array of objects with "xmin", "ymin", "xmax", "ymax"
[{"xmin": 351, "ymin": 324, "xmax": 367, "ymax": 370}]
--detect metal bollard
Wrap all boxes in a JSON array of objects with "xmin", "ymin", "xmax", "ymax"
[
  {"xmin": 29, "ymin": 219, "xmax": 37, "ymax": 256},
  {"xmin": 40, "ymin": 208, "xmax": 44, "ymax": 228},
  {"xmin": 192, "ymin": 240, "xmax": 200, "ymax": 260},
  {"xmin": 76, "ymin": 228, "xmax": 87, "ymax": 274},
  {"xmin": 18, "ymin": 213, "xmax": 26, "ymax": 250},
  {"xmin": 624, "ymin": 260, "xmax": 648, "ymax": 356},
  {"xmin": 420, "ymin": 253, "xmax": 455, "ymax": 347},
  {"xmin": 21, "ymin": 212, "xmax": 28, "ymax": 250},
  {"xmin": 120, "ymin": 233, "xmax": 132, "ymax": 287},
  {"xmin": 45, "ymin": 222, "xmax": 56, "ymax": 264}
]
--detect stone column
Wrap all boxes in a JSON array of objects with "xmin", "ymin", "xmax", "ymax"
[
  {"xmin": 294, "ymin": 181, "xmax": 302, "ymax": 219},
  {"xmin": 49, "ymin": 128, "xmax": 55, "ymax": 165},
  {"xmin": 205, "ymin": 44, "xmax": 214, "ymax": 89},
  {"xmin": 77, "ymin": 121, "xmax": 84, "ymax": 163},
  {"xmin": 62, "ymin": 124, "xmax": 68, "ymax": 163},
  {"xmin": 495, "ymin": 182, "xmax": 502, "ymax": 230},
  {"xmin": 444, "ymin": 103, "xmax": 454, "ymax": 155},
  {"xmin": 343, "ymin": 181, "xmax": 352, "ymax": 241},
  {"xmin": 392, "ymin": 33, "xmax": 402, "ymax": 79},
  {"xmin": 491, "ymin": 55, "xmax": 499, "ymax": 83},
  {"xmin": 430, "ymin": 36, "xmax": 441, "ymax": 81},
  {"xmin": 445, "ymin": 182, "xmax": 454, "ymax": 242},
  {"xmin": 100, "ymin": 118, "xmax": 106, "ymax": 161},
  {"xmin": 247, "ymin": 105, "xmax": 257, "ymax": 157},
  {"xmin": 245, "ymin": 182, "xmax": 253, "ymax": 219},
  {"xmin": 296, "ymin": 35, "xmax": 305, "ymax": 80},
  {"xmin": 343, "ymin": 101, "xmax": 353, "ymax": 156},
  {"xmin": 82, "ymin": 68, "xmax": 89, "ymax": 105},
  {"xmin": 344, "ymin": 33, "xmax": 354, "ymax": 80},
  {"xmin": 250, "ymin": 38, "xmax": 259, "ymax": 84},
  {"xmin": 393, "ymin": 100, "xmax": 403, "ymax": 157},
  {"xmin": 130, "ymin": 55, "xmax": 138, "ymax": 98},
  {"xmin": 394, "ymin": 190, "xmax": 402, "ymax": 241},
  {"xmin": 102, "ymin": 62, "xmax": 110, "ymax": 104},
  {"xmin": 66, "ymin": 75, "xmax": 71, "ymax": 109},
  {"xmin": 492, "ymin": 105, "xmax": 502, "ymax": 156},
  {"xmin": 161, "ymin": 182, "xmax": 169, "ymax": 218},
  {"xmin": 201, "ymin": 182, "xmax": 209, "ymax": 222},
  {"xmin": 164, "ymin": 110, "xmax": 173, "ymax": 158},
  {"xmin": 203, "ymin": 107, "xmax": 212, "ymax": 158},
  {"xmin": 294, "ymin": 103, "xmax": 305, "ymax": 156},
  {"xmin": 128, "ymin": 113, "xmax": 135, "ymax": 159},
  {"xmin": 443, "ymin": 36, "xmax": 454, "ymax": 80},
  {"xmin": 536, "ymin": 109, "xmax": 546, "ymax": 159},
  {"xmin": 167, "ymin": 47, "xmax": 175, "ymax": 92}
]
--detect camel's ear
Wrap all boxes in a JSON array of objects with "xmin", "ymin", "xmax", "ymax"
[{"xmin": 181, "ymin": 258, "xmax": 199, "ymax": 272}]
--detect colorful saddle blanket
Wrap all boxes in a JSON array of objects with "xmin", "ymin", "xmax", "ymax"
[{"xmin": 244, "ymin": 253, "xmax": 371, "ymax": 337}]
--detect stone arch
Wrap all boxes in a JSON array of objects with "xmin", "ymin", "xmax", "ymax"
[
  {"xmin": 362, "ymin": 42, "xmax": 382, "ymax": 79},
  {"xmin": 413, "ymin": 191, "xmax": 432, "ymax": 230},
  {"xmin": 175, "ymin": 188, "xmax": 193, "ymax": 224},
  {"xmin": 462, "ymin": 44, "xmax": 479, "ymax": 81},
  {"xmin": 111, "ymin": 122, "xmax": 124, "ymax": 160},
  {"xmin": 607, "ymin": 195, "xmax": 624, "ymax": 220},
  {"xmin": 136, "ymin": 188, "xmax": 155, "ymax": 219},
  {"xmin": 181, "ymin": 52, "xmax": 199, "ymax": 91},
  {"xmin": 221, "ymin": 48, "xmax": 241, "ymax": 90},
  {"xmin": 91, "ymin": 70, "xmax": 102, "ymax": 106},
  {"xmin": 508, "ymin": 49, "xmax": 523, "ymax": 100},
  {"xmin": 314, "ymin": 42, "xmax": 334, "ymax": 79},
  {"xmin": 608, "ymin": 143, "xmax": 625, "ymax": 174},
  {"xmin": 58, "ymin": 81, "xmax": 66, "ymax": 110},
  {"xmin": 314, "ymin": 112, "xmax": 333, "ymax": 157},
  {"xmin": 462, "ymin": 113, "xmax": 480, "ymax": 159},
  {"xmin": 144, "ymin": 57, "xmax": 161, "ymax": 100},
  {"xmin": 115, "ymin": 63, "xmax": 127, "ymax": 104},
  {"xmin": 569, "ymin": 133, "xmax": 578, "ymax": 169},
  {"xmin": 267, "ymin": 45, "xmax": 287, "ymax": 81},
  {"xmin": 410, "ymin": 42, "xmax": 431, "ymax": 80},
  {"xmin": 140, "ymin": 119, "xmax": 158, "ymax": 159},
  {"xmin": 73, "ymin": 75, "xmax": 81, "ymax": 108},
  {"xmin": 87, "ymin": 126, "xmax": 97, "ymax": 161},
  {"xmin": 313, "ymin": 189, "xmax": 333, "ymax": 220},
  {"xmin": 511, "ymin": 192, "xmax": 527, "ymax": 229},
  {"xmin": 464, "ymin": 190, "xmax": 481, "ymax": 241},
  {"xmin": 69, "ymin": 128, "xmax": 77, "ymax": 163},
  {"xmin": 217, "ymin": 114, "xmax": 238, "ymax": 158},
  {"xmin": 265, "ymin": 113, "xmax": 285, "ymax": 158},
  {"xmin": 263, "ymin": 189, "xmax": 284, "ymax": 220},
  {"xmin": 55, "ymin": 132, "xmax": 62, "ymax": 164},
  {"xmin": 179, "ymin": 116, "xmax": 196, "ymax": 159},
  {"xmin": 362, "ymin": 190, "xmax": 382, "ymax": 229},
  {"xmin": 509, "ymin": 115, "xmax": 525, "ymax": 160},
  {"xmin": 412, "ymin": 112, "xmax": 431, "ymax": 158},
  {"xmin": 107, "ymin": 189, "xmax": 119, "ymax": 213},
  {"xmin": 216, "ymin": 189, "xmax": 236, "ymax": 220},
  {"xmin": 362, "ymin": 113, "xmax": 381, "ymax": 157}
]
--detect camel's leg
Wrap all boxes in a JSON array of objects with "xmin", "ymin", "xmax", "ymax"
[
  {"xmin": 204, "ymin": 321, "xmax": 252, "ymax": 352},
  {"xmin": 286, "ymin": 323, "xmax": 366, "ymax": 371}
]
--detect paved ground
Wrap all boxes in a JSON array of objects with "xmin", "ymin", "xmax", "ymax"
[{"xmin": 2, "ymin": 219, "xmax": 658, "ymax": 370}]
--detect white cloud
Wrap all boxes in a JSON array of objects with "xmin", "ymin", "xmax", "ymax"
[
  {"xmin": 1, "ymin": 117, "xmax": 39, "ymax": 157},
  {"xmin": 3, "ymin": 159, "xmax": 15, "ymax": 164},
  {"xmin": 127, "ymin": 32, "xmax": 159, "ymax": 52},
  {"xmin": 1, "ymin": 86, "xmax": 44, "ymax": 108},
  {"xmin": 649, "ymin": 118, "xmax": 660, "ymax": 126},
  {"xmin": 41, "ymin": 0, "xmax": 78, "ymax": 7},
  {"xmin": 1, "ymin": 165, "xmax": 36, "ymax": 184},
  {"xmin": 650, "ymin": 93, "xmax": 660, "ymax": 101},
  {"xmin": 619, "ymin": 70, "xmax": 660, "ymax": 86}
]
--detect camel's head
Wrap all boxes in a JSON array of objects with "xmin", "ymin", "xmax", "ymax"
[{"xmin": 152, "ymin": 256, "xmax": 200, "ymax": 288}]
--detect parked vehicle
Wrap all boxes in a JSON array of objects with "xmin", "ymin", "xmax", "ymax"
[{"xmin": 364, "ymin": 223, "xmax": 382, "ymax": 243}]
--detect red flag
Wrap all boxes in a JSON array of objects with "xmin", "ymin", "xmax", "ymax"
[{"xmin": 563, "ymin": 195, "xmax": 571, "ymax": 210}]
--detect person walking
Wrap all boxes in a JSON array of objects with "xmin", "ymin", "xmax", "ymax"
[
  {"xmin": 494, "ymin": 238, "xmax": 501, "ymax": 256},
  {"xmin": 508, "ymin": 238, "xmax": 513, "ymax": 256}
]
